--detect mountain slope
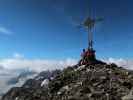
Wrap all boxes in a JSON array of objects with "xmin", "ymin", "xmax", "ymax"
[{"xmin": 2, "ymin": 63, "xmax": 133, "ymax": 100}]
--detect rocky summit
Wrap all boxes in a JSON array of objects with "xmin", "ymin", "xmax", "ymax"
[{"xmin": 2, "ymin": 63, "xmax": 133, "ymax": 100}]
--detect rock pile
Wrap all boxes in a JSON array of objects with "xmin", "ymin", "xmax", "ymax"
[{"xmin": 2, "ymin": 63, "xmax": 133, "ymax": 100}]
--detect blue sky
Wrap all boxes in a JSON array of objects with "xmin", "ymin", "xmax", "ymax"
[{"xmin": 0, "ymin": 0, "xmax": 132, "ymax": 59}]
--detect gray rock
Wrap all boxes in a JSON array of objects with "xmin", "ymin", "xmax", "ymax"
[{"xmin": 2, "ymin": 63, "xmax": 133, "ymax": 100}]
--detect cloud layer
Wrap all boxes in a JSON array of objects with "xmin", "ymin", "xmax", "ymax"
[
  {"xmin": 104, "ymin": 58, "xmax": 133, "ymax": 70},
  {"xmin": 0, "ymin": 54, "xmax": 133, "ymax": 72},
  {"xmin": 0, "ymin": 56, "xmax": 77, "ymax": 72}
]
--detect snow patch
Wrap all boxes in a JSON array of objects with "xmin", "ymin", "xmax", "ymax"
[{"xmin": 41, "ymin": 79, "xmax": 49, "ymax": 87}]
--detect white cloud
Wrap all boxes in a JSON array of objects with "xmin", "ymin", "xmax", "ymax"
[
  {"xmin": 0, "ymin": 53, "xmax": 133, "ymax": 72},
  {"xmin": 0, "ymin": 55, "xmax": 78, "ymax": 72},
  {"xmin": 103, "ymin": 58, "xmax": 133, "ymax": 70},
  {"xmin": 0, "ymin": 27, "xmax": 12, "ymax": 35}
]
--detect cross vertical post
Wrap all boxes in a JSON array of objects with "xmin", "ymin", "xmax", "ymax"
[{"xmin": 88, "ymin": 25, "xmax": 93, "ymax": 50}]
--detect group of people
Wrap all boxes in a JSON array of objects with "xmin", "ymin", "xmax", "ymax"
[{"xmin": 79, "ymin": 48, "xmax": 96, "ymax": 65}]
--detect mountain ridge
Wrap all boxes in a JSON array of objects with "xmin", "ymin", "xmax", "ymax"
[{"xmin": 2, "ymin": 63, "xmax": 133, "ymax": 100}]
